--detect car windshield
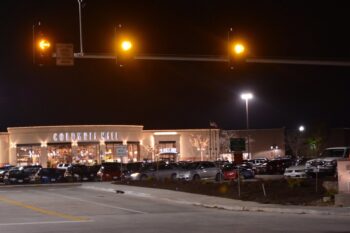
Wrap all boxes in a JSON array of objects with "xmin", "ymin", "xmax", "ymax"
[{"xmin": 321, "ymin": 149, "xmax": 345, "ymax": 158}]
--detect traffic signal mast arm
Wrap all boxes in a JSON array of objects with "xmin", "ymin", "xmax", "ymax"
[{"xmin": 60, "ymin": 53, "xmax": 350, "ymax": 67}]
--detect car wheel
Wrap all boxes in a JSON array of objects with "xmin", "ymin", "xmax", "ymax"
[
  {"xmin": 170, "ymin": 173, "xmax": 177, "ymax": 181},
  {"xmin": 192, "ymin": 174, "xmax": 200, "ymax": 181}
]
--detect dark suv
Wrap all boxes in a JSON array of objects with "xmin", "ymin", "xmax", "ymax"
[
  {"xmin": 265, "ymin": 158, "xmax": 294, "ymax": 174},
  {"xmin": 97, "ymin": 162, "xmax": 123, "ymax": 181},
  {"xmin": 31, "ymin": 168, "xmax": 65, "ymax": 183},
  {"xmin": 3, "ymin": 165, "xmax": 42, "ymax": 184},
  {"xmin": 64, "ymin": 164, "xmax": 100, "ymax": 182}
]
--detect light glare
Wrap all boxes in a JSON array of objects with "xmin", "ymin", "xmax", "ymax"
[
  {"xmin": 241, "ymin": 93, "xmax": 253, "ymax": 100},
  {"xmin": 121, "ymin": 41, "xmax": 132, "ymax": 51}
]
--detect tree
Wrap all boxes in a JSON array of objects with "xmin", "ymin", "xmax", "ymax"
[
  {"xmin": 285, "ymin": 129, "xmax": 307, "ymax": 158},
  {"xmin": 189, "ymin": 134, "xmax": 209, "ymax": 161}
]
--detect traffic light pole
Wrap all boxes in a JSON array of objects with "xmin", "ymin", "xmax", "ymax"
[
  {"xmin": 67, "ymin": 53, "xmax": 350, "ymax": 67},
  {"xmin": 246, "ymin": 58, "xmax": 350, "ymax": 67},
  {"xmin": 77, "ymin": 0, "xmax": 84, "ymax": 56},
  {"xmin": 67, "ymin": 6, "xmax": 350, "ymax": 67}
]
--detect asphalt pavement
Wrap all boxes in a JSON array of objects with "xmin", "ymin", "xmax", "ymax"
[{"xmin": 79, "ymin": 182, "xmax": 350, "ymax": 217}]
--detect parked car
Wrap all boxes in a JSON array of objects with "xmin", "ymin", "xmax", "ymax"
[
  {"xmin": 121, "ymin": 162, "xmax": 147, "ymax": 180},
  {"xmin": 176, "ymin": 161, "xmax": 222, "ymax": 181},
  {"xmin": 97, "ymin": 162, "xmax": 123, "ymax": 181},
  {"xmin": 127, "ymin": 162, "xmax": 179, "ymax": 181},
  {"xmin": 248, "ymin": 158, "xmax": 269, "ymax": 166},
  {"xmin": 222, "ymin": 163, "xmax": 238, "ymax": 180},
  {"xmin": 3, "ymin": 166, "xmax": 40, "ymax": 184},
  {"xmin": 265, "ymin": 158, "xmax": 294, "ymax": 174},
  {"xmin": 0, "ymin": 165, "xmax": 14, "ymax": 182},
  {"xmin": 64, "ymin": 164, "xmax": 99, "ymax": 182},
  {"xmin": 248, "ymin": 158, "xmax": 268, "ymax": 174},
  {"xmin": 284, "ymin": 165, "xmax": 308, "ymax": 179},
  {"xmin": 305, "ymin": 147, "xmax": 350, "ymax": 176},
  {"xmin": 31, "ymin": 168, "xmax": 65, "ymax": 183},
  {"xmin": 223, "ymin": 163, "xmax": 255, "ymax": 180}
]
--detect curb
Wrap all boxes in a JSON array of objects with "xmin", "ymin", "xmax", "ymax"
[
  {"xmin": 0, "ymin": 183, "xmax": 82, "ymax": 189},
  {"xmin": 196, "ymin": 203, "xmax": 344, "ymax": 216},
  {"xmin": 80, "ymin": 185, "xmax": 350, "ymax": 216}
]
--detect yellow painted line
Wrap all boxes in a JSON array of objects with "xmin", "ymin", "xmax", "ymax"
[{"xmin": 0, "ymin": 195, "xmax": 88, "ymax": 221}]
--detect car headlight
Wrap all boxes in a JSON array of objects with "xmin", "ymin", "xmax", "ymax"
[{"xmin": 130, "ymin": 173, "xmax": 140, "ymax": 178}]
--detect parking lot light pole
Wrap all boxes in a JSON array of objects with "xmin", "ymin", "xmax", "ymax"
[{"xmin": 241, "ymin": 93, "xmax": 253, "ymax": 159}]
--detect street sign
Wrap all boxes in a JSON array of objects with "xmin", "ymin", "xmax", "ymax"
[
  {"xmin": 230, "ymin": 138, "xmax": 246, "ymax": 151},
  {"xmin": 56, "ymin": 43, "xmax": 74, "ymax": 66},
  {"xmin": 116, "ymin": 145, "xmax": 128, "ymax": 157}
]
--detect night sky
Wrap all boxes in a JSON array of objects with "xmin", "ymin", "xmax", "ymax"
[{"xmin": 1, "ymin": 1, "xmax": 350, "ymax": 132}]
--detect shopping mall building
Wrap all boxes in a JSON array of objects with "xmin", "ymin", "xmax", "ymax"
[{"xmin": 0, "ymin": 125, "xmax": 285, "ymax": 167}]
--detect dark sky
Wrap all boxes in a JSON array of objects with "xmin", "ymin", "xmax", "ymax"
[{"xmin": 1, "ymin": 1, "xmax": 350, "ymax": 131}]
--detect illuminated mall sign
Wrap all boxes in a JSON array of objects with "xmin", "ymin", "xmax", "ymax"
[
  {"xmin": 159, "ymin": 148, "xmax": 177, "ymax": 154},
  {"xmin": 52, "ymin": 131, "xmax": 118, "ymax": 142}
]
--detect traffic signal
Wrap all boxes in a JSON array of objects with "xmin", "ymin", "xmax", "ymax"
[
  {"xmin": 33, "ymin": 21, "xmax": 53, "ymax": 66},
  {"xmin": 115, "ymin": 24, "xmax": 135, "ymax": 67},
  {"xmin": 228, "ymin": 28, "xmax": 247, "ymax": 70}
]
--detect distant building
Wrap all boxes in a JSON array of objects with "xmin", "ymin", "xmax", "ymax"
[{"xmin": 219, "ymin": 128, "xmax": 286, "ymax": 160}]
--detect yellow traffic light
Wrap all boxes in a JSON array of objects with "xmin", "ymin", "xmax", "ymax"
[
  {"xmin": 38, "ymin": 39, "xmax": 51, "ymax": 50},
  {"xmin": 233, "ymin": 43, "xmax": 245, "ymax": 55},
  {"xmin": 229, "ymin": 41, "xmax": 247, "ymax": 69},
  {"xmin": 121, "ymin": 40, "xmax": 132, "ymax": 51}
]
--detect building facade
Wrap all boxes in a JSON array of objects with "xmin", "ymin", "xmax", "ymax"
[
  {"xmin": 0, "ymin": 125, "xmax": 288, "ymax": 167},
  {"xmin": 0, "ymin": 125, "xmax": 220, "ymax": 167}
]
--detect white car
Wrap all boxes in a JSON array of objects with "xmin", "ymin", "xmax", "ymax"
[{"xmin": 284, "ymin": 165, "xmax": 308, "ymax": 179}]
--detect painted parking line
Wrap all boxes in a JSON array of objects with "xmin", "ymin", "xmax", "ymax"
[
  {"xmin": 0, "ymin": 220, "xmax": 93, "ymax": 226},
  {"xmin": 36, "ymin": 191, "xmax": 148, "ymax": 214},
  {"xmin": 0, "ymin": 195, "xmax": 89, "ymax": 221}
]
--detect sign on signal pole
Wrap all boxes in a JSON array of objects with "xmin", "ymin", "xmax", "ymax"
[{"xmin": 56, "ymin": 43, "xmax": 74, "ymax": 66}]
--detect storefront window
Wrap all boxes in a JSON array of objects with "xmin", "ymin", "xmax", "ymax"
[
  {"xmin": 105, "ymin": 142, "xmax": 123, "ymax": 162},
  {"xmin": 16, "ymin": 144, "xmax": 41, "ymax": 166},
  {"xmin": 127, "ymin": 142, "xmax": 140, "ymax": 162},
  {"xmin": 74, "ymin": 143, "xmax": 99, "ymax": 165},
  {"xmin": 47, "ymin": 143, "xmax": 72, "ymax": 167}
]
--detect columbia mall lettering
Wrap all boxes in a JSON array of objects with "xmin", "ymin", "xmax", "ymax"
[{"xmin": 52, "ymin": 131, "xmax": 118, "ymax": 142}]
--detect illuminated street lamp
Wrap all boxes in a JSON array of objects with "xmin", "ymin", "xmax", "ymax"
[
  {"xmin": 299, "ymin": 125, "xmax": 305, "ymax": 132},
  {"xmin": 241, "ymin": 92, "xmax": 253, "ymax": 158}
]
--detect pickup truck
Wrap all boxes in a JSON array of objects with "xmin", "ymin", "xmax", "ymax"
[{"xmin": 305, "ymin": 147, "xmax": 350, "ymax": 176}]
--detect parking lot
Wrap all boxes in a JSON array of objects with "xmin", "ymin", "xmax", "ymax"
[{"xmin": 0, "ymin": 184, "xmax": 349, "ymax": 233}]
